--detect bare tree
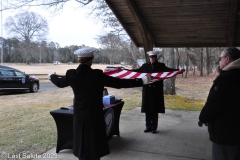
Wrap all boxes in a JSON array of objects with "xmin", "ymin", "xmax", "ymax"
[
  {"xmin": 187, "ymin": 48, "xmax": 197, "ymax": 75},
  {"xmin": 96, "ymin": 33, "xmax": 122, "ymax": 64},
  {"xmin": 119, "ymin": 41, "xmax": 138, "ymax": 66},
  {"xmin": 88, "ymin": 0, "xmax": 140, "ymax": 65},
  {"xmin": 206, "ymin": 47, "xmax": 211, "ymax": 75},
  {"xmin": 1, "ymin": 0, "xmax": 112, "ymax": 35},
  {"xmin": 48, "ymin": 42, "xmax": 59, "ymax": 62},
  {"xmin": 4, "ymin": 11, "xmax": 49, "ymax": 63},
  {"xmin": 164, "ymin": 48, "xmax": 176, "ymax": 95},
  {"xmin": 5, "ymin": 11, "xmax": 48, "ymax": 44},
  {"xmin": 86, "ymin": 1, "xmax": 124, "ymax": 35},
  {"xmin": 200, "ymin": 48, "xmax": 204, "ymax": 76},
  {"xmin": 2, "ymin": 0, "xmax": 122, "ymax": 36},
  {"xmin": 184, "ymin": 48, "xmax": 190, "ymax": 78},
  {"xmin": 176, "ymin": 48, "xmax": 180, "ymax": 68},
  {"xmin": 3, "ymin": 0, "xmax": 138, "ymax": 64},
  {"xmin": 1, "ymin": 0, "xmax": 93, "ymax": 11}
]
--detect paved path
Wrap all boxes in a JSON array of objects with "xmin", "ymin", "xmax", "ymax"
[{"xmin": 34, "ymin": 107, "xmax": 211, "ymax": 160}]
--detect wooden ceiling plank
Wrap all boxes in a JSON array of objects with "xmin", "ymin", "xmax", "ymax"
[
  {"xmin": 136, "ymin": 0, "xmax": 230, "ymax": 7},
  {"xmin": 227, "ymin": 0, "xmax": 239, "ymax": 46},
  {"xmin": 153, "ymin": 43, "xmax": 229, "ymax": 48}
]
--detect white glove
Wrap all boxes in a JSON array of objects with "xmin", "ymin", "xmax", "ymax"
[
  {"xmin": 142, "ymin": 75, "xmax": 151, "ymax": 85},
  {"xmin": 48, "ymin": 74, "xmax": 52, "ymax": 80}
]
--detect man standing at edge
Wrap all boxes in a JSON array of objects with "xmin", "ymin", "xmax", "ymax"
[
  {"xmin": 131, "ymin": 50, "xmax": 184, "ymax": 134},
  {"xmin": 199, "ymin": 47, "xmax": 240, "ymax": 160},
  {"xmin": 48, "ymin": 47, "xmax": 151, "ymax": 160}
]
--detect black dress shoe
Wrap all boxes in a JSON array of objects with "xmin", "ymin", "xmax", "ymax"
[
  {"xmin": 144, "ymin": 129, "xmax": 151, "ymax": 133},
  {"xmin": 151, "ymin": 130, "xmax": 157, "ymax": 134}
]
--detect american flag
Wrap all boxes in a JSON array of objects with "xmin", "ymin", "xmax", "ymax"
[{"xmin": 104, "ymin": 67, "xmax": 183, "ymax": 80}]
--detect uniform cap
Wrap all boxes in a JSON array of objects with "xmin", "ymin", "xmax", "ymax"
[
  {"xmin": 147, "ymin": 51, "xmax": 159, "ymax": 57},
  {"xmin": 74, "ymin": 47, "xmax": 97, "ymax": 57}
]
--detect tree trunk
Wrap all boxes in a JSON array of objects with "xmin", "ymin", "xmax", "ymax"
[
  {"xmin": 184, "ymin": 49, "xmax": 189, "ymax": 78},
  {"xmin": 200, "ymin": 48, "xmax": 204, "ymax": 76},
  {"xmin": 164, "ymin": 48, "xmax": 176, "ymax": 95},
  {"xmin": 176, "ymin": 48, "xmax": 180, "ymax": 68},
  {"xmin": 193, "ymin": 64, "xmax": 196, "ymax": 75},
  {"xmin": 206, "ymin": 47, "xmax": 212, "ymax": 75},
  {"xmin": 193, "ymin": 48, "xmax": 196, "ymax": 75}
]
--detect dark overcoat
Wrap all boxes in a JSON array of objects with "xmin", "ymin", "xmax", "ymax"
[
  {"xmin": 132, "ymin": 62, "xmax": 178, "ymax": 113},
  {"xmin": 199, "ymin": 59, "xmax": 240, "ymax": 146},
  {"xmin": 50, "ymin": 64, "xmax": 143, "ymax": 160}
]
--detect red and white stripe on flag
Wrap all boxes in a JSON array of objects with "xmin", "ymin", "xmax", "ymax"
[{"xmin": 104, "ymin": 68, "xmax": 183, "ymax": 80}]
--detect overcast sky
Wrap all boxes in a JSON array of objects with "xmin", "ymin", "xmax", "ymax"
[{"xmin": 1, "ymin": 1, "xmax": 107, "ymax": 48}]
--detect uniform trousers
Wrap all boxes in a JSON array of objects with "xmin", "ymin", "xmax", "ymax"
[
  {"xmin": 145, "ymin": 113, "xmax": 158, "ymax": 131},
  {"xmin": 79, "ymin": 142, "xmax": 100, "ymax": 160},
  {"xmin": 212, "ymin": 142, "xmax": 240, "ymax": 160}
]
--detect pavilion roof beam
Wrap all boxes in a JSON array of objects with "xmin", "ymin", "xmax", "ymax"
[{"xmin": 124, "ymin": 0, "xmax": 156, "ymax": 54}]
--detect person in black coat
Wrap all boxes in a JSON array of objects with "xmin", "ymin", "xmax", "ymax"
[
  {"xmin": 131, "ymin": 50, "xmax": 182, "ymax": 134},
  {"xmin": 48, "ymin": 47, "xmax": 150, "ymax": 160},
  {"xmin": 199, "ymin": 47, "xmax": 240, "ymax": 160}
]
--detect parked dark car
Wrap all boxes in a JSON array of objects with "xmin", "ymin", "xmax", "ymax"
[
  {"xmin": 0, "ymin": 65, "xmax": 40, "ymax": 93},
  {"xmin": 104, "ymin": 66, "xmax": 125, "ymax": 73}
]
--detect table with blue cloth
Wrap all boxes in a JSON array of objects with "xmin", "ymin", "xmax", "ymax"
[{"xmin": 50, "ymin": 101, "xmax": 124, "ymax": 153}]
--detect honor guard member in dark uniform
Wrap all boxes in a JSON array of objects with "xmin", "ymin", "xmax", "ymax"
[
  {"xmin": 48, "ymin": 47, "xmax": 151, "ymax": 160},
  {"xmin": 131, "ymin": 50, "xmax": 181, "ymax": 134}
]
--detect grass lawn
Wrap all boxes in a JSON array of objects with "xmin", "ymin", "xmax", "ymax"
[{"xmin": 0, "ymin": 88, "xmax": 73, "ymax": 158}]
